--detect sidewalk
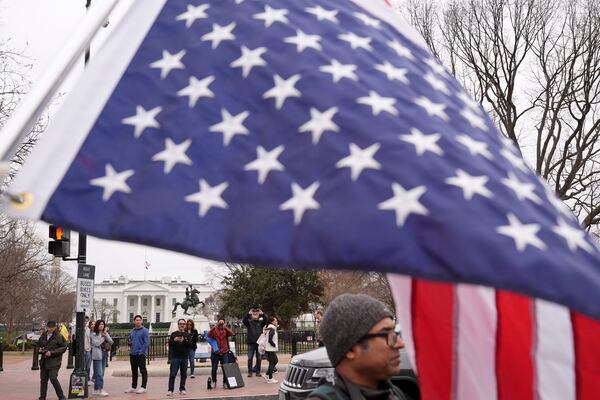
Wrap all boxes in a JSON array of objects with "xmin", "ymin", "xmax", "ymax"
[{"xmin": 0, "ymin": 354, "xmax": 288, "ymax": 400}]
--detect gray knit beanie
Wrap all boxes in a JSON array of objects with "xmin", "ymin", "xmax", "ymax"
[{"xmin": 320, "ymin": 293, "xmax": 394, "ymax": 367}]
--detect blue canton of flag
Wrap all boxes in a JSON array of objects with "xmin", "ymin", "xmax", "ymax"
[{"xmin": 7, "ymin": 0, "xmax": 600, "ymax": 320}]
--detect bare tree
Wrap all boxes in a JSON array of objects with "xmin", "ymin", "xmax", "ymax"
[
  {"xmin": 318, "ymin": 271, "xmax": 395, "ymax": 312},
  {"xmin": 404, "ymin": 0, "xmax": 600, "ymax": 233},
  {"xmin": 92, "ymin": 299, "xmax": 119, "ymax": 323},
  {"xmin": 36, "ymin": 261, "xmax": 75, "ymax": 323}
]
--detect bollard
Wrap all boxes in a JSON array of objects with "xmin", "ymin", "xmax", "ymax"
[
  {"xmin": 31, "ymin": 342, "xmax": 40, "ymax": 370},
  {"xmin": 0, "ymin": 343, "xmax": 4, "ymax": 372},
  {"xmin": 291, "ymin": 332, "xmax": 297, "ymax": 356},
  {"xmin": 66, "ymin": 341, "xmax": 74, "ymax": 369}
]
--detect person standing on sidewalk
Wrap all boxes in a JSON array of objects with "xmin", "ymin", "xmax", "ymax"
[
  {"xmin": 167, "ymin": 319, "xmax": 191, "ymax": 396},
  {"xmin": 185, "ymin": 319, "xmax": 199, "ymax": 379},
  {"xmin": 38, "ymin": 320, "xmax": 68, "ymax": 400},
  {"xmin": 263, "ymin": 317, "xmax": 279, "ymax": 384},
  {"xmin": 124, "ymin": 315, "xmax": 149, "ymax": 394},
  {"xmin": 242, "ymin": 306, "xmax": 268, "ymax": 377},
  {"xmin": 84, "ymin": 318, "xmax": 94, "ymax": 386},
  {"xmin": 91, "ymin": 319, "xmax": 113, "ymax": 397},
  {"xmin": 207, "ymin": 318, "xmax": 234, "ymax": 388}
]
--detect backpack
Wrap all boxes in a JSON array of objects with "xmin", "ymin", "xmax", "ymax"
[{"xmin": 257, "ymin": 331, "xmax": 268, "ymax": 355}]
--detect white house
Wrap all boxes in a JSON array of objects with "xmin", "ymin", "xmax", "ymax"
[{"xmin": 93, "ymin": 275, "xmax": 215, "ymax": 324}]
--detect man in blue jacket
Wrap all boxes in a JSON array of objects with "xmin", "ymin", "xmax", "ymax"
[{"xmin": 124, "ymin": 315, "xmax": 149, "ymax": 394}]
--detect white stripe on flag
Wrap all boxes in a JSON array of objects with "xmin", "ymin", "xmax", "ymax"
[
  {"xmin": 456, "ymin": 284, "xmax": 498, "ymax": 400},
  {"xmin": 387, "ymin": 274, "xmax": 417, "ymax": 374},
  {"xmin": 535, "ymin": 300, "xmax": 575, "ymax": 400}
]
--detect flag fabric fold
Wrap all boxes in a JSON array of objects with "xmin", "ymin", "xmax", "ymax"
[{"xmin": 6, "ymin": 0, "xmax": 600, "ymax": 322}]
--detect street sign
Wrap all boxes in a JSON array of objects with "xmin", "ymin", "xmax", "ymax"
[{"xmin": 75, "ymin": 264, "xmax": 95, "ymax": 313}]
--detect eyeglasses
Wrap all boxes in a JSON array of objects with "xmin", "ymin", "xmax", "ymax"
[{"xmin": 359, "ymin": 329, "xmax": 402, "ymax": 348}]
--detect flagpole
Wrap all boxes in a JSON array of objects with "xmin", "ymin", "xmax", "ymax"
[
  {"xmin": 0, "ymin": 0, "xmax": 120, "ymax": 177},
  {"xmin": 144, "ymin": 249, "xmax": 147, "ymax": 281}
]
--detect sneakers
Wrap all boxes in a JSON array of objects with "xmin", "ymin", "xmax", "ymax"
[
  {"xmin": 267, "ymin": 378, "xmax": 279, "ymax": 384},
  {"xmin": 99, "ymin": 391, "xmax": 110, "ymax": 397},
  {"xmin": 92, "ymin": 390, "xmax": 99, "ymax": 395},
  {"xmin": 255, "ymin": 372, "xmax": 262, "ymax": 377},
  {"xmin": 124, "ymin": 388, "xmax": 136, "ymax": 393},
  {"xmin": 135, "ymin": 388, "xmax": 147, "ymax": 394},
  {"xmin": 190, "ymin": 374, "xmax": 195, "ymax": 379},
  {"xmin": 166, "ymin": 391, "xmax": 173, "ymax": 397},
  {"xmin": 179, "ymin": 390, "xmax": 187, "ymax": 395}
]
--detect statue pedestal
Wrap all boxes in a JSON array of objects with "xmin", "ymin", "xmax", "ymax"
[{"xmin": 168, "ymin": 310, "xmax": 210, "ymax": 334}]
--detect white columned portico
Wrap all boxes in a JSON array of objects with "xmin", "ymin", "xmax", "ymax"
[
  {"xmin": 165, "ymin": 296, "xmax": 170, "ymax": 321},
  {"xmin": 137, "ymin": 295, "xmax": 141, "ymax": 317},
  {"xmin": 122, "ymin": 295, "xmax": 128, "ymax": 323},
  {"xmin": 150, "ymin": 295, "xmax": 155, "ymax": 323}
]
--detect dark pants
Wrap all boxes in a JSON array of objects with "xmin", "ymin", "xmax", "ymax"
[
  {"xmin": 247, "ymin": 343, "xmax": 262, "ymax": 373},
  {"xmin": 129, "ymin": 354, "xmax": 148, "ymax": 389},
  {"xmin": 210, "ymin": 352, "xmax": 229, "ymax": 384},
  {"xmin": 188, "ymin": 348, "xmax": 196, "ymax": 375},
  {"xmin": 168, "ymin": 357, "xmax": 188, "ymax": 392},
  {"xmin": 39, "ymin": 367, "xmax": 65, "ymax": 399},
  {"xmin": 266, "ymin": 351, "xmax": 278, "ymax": 379}
]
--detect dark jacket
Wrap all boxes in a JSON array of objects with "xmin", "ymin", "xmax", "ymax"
[
  {"xmin": 169, "ymin": 331, "xmax": 191, "ymax": 359},
  {"xmin": 242, "ymin": 313, "xmax": 268, "ymax": 344},
  {"xmin": 208, "ymin": 325, "xmax": 234, "ymax": 355},
  {"xmin": 307, "ymin": 373, "xmax": 411, "ymax": 400},
  {"xmin": 38, "ymin": 330, "xmax": 68, "ymax": 370},
  {"xmin": 187, "ymin": 329, "xmax": 199, "ymax": 350}
]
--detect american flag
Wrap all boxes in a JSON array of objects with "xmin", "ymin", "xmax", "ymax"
[{"xmin": 6, "ymin": 0, "xmax": 600, "ymax": 397}]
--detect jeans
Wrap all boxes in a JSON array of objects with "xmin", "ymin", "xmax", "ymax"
[
  {"xmin": 103, "ymin": 350, "xmax": 108, "ymax": 367},
  {"xmin": 168, "ymin": 357, "xmax": 188, "ymax": 392},
  {"xmin": 247, "ymin": 343, "xmax": 262, "ymax": 373},
  {"xmin": 129, "ymin": 354, "xmax": 148, "ymax": 389},
  {"xmin": 84, "ymin": 351, "xmax": 92, "ymax": 382},
  {"xmin": 93, "ymin": 359, "xmax": 105, "ymax": 391},
  {"xmin": 210, "ymin": 352, "xmax": 229, "ymax": 384},
  {"xmin": 266, "ymin": 351, "xmax": 278, "ymax": 379},
  {"xmin": 39, "ymin": 367, "xmax": 65, "ymax": 399},
  {"xmin": 187, "ymin": 348, "xmax": 196, "ymax": 375}
]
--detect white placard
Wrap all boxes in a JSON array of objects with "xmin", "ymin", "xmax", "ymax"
[{"xmin": 76, "ymin": 277, "xmax": 94, "ymax": 313}]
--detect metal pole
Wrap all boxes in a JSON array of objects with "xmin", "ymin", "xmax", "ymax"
[
  {"xmin": 67, "ymin": 340, "xmax": 74, "ymax": 369},
  {"xmin": 0, "ymin": 342, "xmax": 4, "ymax": 372},
  {"xmin": 0, "ymin": 0, "xmax": 120, "ymax": 171},
  {"xmin": 31, "ymin": 342, "xmax": 40, "ymax": 370}
]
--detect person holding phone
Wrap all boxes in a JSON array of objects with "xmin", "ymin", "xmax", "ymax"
[{"xmin": 167, "ymin": 319, "xmax": 191, "ymax": 396}]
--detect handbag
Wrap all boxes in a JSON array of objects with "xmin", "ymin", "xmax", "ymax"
[
  {"xmin": 227, "ymin": 349, "xmax": 237, "ymax": 363},
  {"xmin": 100, "ymin": 340, "xmax": 111, "ymax": 352}
]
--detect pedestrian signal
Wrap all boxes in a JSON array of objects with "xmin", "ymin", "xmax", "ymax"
[{"xmin": 48, "ymin": 225, "xmax": 71, "ymax": 257}]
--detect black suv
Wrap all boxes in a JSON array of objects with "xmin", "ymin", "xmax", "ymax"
[{"xmin": 278, "ymin": 347, "xmax": 420, "ymax": 400}]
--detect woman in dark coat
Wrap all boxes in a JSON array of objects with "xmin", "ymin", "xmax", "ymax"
[{"xmin": 186, "ymin": 319, "xmax": 199, "ymax": 378}]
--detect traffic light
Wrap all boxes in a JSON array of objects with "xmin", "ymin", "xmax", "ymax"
[{"xmin": 48, "ymin": 225, "xmax": 71, "ymax": 258}]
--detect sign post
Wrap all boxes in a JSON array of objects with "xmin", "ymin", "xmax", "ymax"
[{"xmin": 68, "ymin": 263, "xmax": 94, "ymax": 398}]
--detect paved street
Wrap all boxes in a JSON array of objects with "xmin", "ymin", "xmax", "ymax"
[{"xmin": 0, "ymin": 354, "xmax": 288, "ymax": 400}]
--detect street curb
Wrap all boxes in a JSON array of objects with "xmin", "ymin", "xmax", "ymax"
[
  {"xmin": 112, "ymin": 364, "xmax": 288, "ymax": 377},
  {"xmin": 183, "ymin": 396, "xmax": 277, "ymax": 400}
]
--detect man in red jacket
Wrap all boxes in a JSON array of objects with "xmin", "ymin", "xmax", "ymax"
[{"xmin": 207, "ymin": 318, "xmax": 234, "ymax": 388}]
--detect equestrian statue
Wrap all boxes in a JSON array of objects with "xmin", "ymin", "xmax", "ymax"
[{"xmin": 172, "ymin": 285, "xmax": 205, "ymax": 316}]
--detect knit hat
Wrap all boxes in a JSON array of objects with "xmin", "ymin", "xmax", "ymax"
[{"xmin": 320, "ymin": 293, "xmax": 394, "ymax": 366}]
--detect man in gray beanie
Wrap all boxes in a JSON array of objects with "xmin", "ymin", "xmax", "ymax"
[{"xmin": 307, "ymin": 293, "xmax": 411, "ymax": 400}]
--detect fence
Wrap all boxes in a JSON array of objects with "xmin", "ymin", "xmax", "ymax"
[{"xmin": 110, "ymin": 330, "xmax": 319, "ymax": 361}]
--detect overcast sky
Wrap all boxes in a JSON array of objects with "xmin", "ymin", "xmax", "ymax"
[{"xmin": 0, "ymin": 0, "xmax": 225, "ymax": 283}]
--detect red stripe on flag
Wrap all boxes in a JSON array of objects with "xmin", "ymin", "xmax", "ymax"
[
  {"xmin": 495, "ymin": 291, "xmax": 535, "ymax": 400},
  {"xmin": 412, "ymin": 279, "xmax": 454, "ymax": 400},
  {"xmin": 572, "ymin": 312, "xmax": 600, "ymax": 400}
]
